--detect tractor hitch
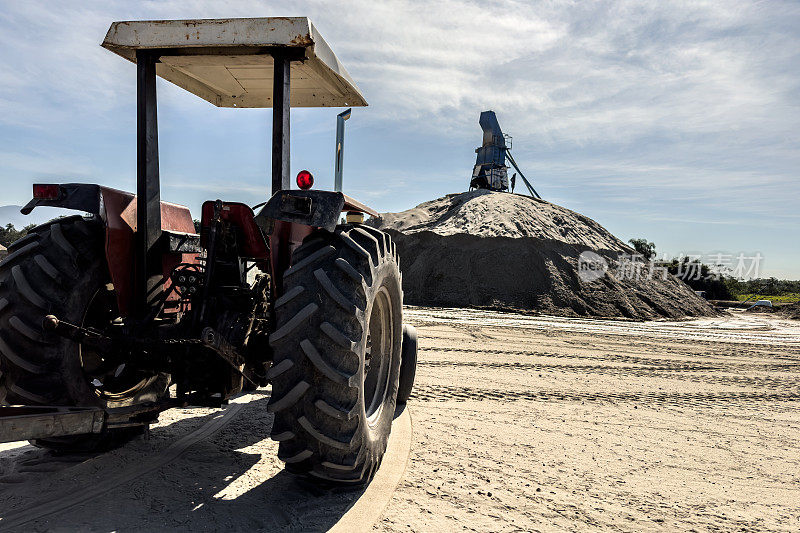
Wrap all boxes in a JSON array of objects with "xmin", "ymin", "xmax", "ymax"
[
  {"xmin": 42, "ymin": 314, "xmax": 165, "ymax": 375},
  {"xmin": 43, "ymin": 314, "xmax": 264, "ymax": 391}
]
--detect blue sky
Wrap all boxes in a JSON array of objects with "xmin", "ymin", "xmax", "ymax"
[{"xmin": 0, "ymin": 1, "xmax": 798, "ymax": 278}]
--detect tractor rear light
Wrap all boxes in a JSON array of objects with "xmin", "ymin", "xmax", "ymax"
[
  {"xmin": 296, "ymin": 170, "xmax": 314, "ymax": 190},
  {"xmin": 32, "ymin": 184, "xmax": 62, "ymax": 200}
]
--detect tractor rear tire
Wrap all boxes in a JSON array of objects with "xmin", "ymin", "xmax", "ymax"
[
  {"xmin": 0, "ymin": 215, "xmax": 169, "ymax": 451},
  {"xmin": 268, "ymin": 224, "xmax": 403, "ymax": 484}
]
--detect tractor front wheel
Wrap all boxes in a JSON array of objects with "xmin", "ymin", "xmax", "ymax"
[{"xmin": 268, "ymin": 224, "xmax": 403, "ymax": 484}]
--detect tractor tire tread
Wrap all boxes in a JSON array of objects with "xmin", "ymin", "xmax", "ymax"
[
  {"xmin": 314, "ymin": 268, "xmax": 360, "ymax": 313},
  {"xmin": 280, "ymin": 448, "xmax": 313, "ymax": 464},
  {"xmin": 9, "ymin": 316, "xmax": 50, "ymax": 344},
  {"xmin": 274, "ymin": 286, "xmax": 304, "ymax": 309},
  {"xmin": 0, "ymin": 242, "xmax": 40, "ymax": 269},
  {"xmin": 320, "ymin": 322, "xmax": 355, "ymax": 350},
  {"xmin": 267, "ymin": 380, "xmax": 311, "ymax": 413},
  {"xmin": 315, "ymin": 398, "xmax": 357, "ymax": 420},
  {"xmin": 50, "ymin": 223, "xmax": 79, "ymax": 264},
  {"xmin": 268, "ymin": 224, "xmax": 402, "ymax": 484},
  {"xmin": 283, "ymin": 246, "xmax": 336, "ymax": 279},
  {"xmin": 33, "ymin": 254, "xmax": 61, "ymax": 281},
  {"xmin": 11, "ymin": 266, "xmax": 48, "ymax": 310},
  {"xmin": 266, "ymin": 359, "xmax": 294, "ymax": 380},
  {"xmin": 6, "ymin": 232, "xmax": 39, "ymax": 253},
  {"xmin": 269, "ymin": 303, "xmax": 318, "ymax": 343},
  {"xmin": 334, "ymin": 257, "xmax": 364, "ymax": 284},
  {"xmin": 297, "ymin": 416, "xmax": 355, "ymax": 450},
  {"xmin": 301, "ymin": 339, "xmax": 356, "ymax": 386},
  {"xmin": 271, "ymin": 430, "xmax": 295, "ymax": 442}
]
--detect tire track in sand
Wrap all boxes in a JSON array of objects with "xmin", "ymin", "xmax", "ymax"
[
  {"xmin": 411, "ymin": 383, "xmax": 800, "ymax": 408},
  {"xmin": 0, "ymin": 403, "xmax": 242, "ymax": 531},
  {"xmin": 417, "ymin": 360, "xmax": 800, "ymax": 390}
]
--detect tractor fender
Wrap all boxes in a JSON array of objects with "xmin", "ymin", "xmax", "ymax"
[
  {"xmin": 20, "ymin": 183, "xmax": 197, "ymax": 316},
  {"xmin": 254, "ymin": 189, "xmax": 379, "ymax": 233},
  {"xmin": 255, "ymin": 189, "xmax": 380, "ymax": 296}
]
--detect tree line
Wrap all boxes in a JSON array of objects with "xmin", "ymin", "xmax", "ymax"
[
  {"xmin": 628, "ymin": 238, "xmax": 799, "ymax": 300},
  {"xmin": 0, "ymin": 223, "xmax": 36, "ymax": 248}
]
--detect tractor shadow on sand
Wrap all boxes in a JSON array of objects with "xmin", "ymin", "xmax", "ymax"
[{"xmin": 0, "ymin": 392, "xmax": 400, "ymax": 531}]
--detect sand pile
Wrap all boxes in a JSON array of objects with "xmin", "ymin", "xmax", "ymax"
[{"xmin": 369, "ymin": 190, "xmax": 715, "ymax": 319}]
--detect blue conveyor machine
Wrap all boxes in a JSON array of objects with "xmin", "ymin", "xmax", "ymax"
[{"xmin": 470, "ymin": 110, "xmax": 541, "ymax": 199}]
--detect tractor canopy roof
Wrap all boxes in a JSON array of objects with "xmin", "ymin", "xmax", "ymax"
[{"xmin": 102, "ymin": 17, "xmax": 367, "ymax": 108}]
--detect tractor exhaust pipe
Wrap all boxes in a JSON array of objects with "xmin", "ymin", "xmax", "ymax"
[{"xmin": 334, "ymin": 108, "xmax": 351, "ymax": 192}]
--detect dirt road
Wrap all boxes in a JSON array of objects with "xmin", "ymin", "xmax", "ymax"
[{"xmin": 1, "ymin": 308, "xmax": 799, "ymax": 531}]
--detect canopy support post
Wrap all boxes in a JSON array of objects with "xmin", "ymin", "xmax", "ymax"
[
  {"xmin": 272, "ymin": 53, "xmax": 291, "ymax": 195},
  {"xmin": 135, "ymin": 49, "xmax": 163, "ymax": 320}
]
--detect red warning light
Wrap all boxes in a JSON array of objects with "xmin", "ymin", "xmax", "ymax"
[
  {"xmin": 296, "ymin": 170, "xmax": 314, "ymax": 190},
  {"xmin": 33, "ymin": 184, "xmax": 61, "ymax": 200}
]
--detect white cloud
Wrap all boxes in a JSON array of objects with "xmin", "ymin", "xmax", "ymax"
[{"xmin": 1, "ymin": 0, "xmax": 797, "ymax": 146}]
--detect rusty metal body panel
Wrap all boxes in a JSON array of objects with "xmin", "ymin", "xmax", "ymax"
[
  {"xmin": 200, "ymin": 201, "xmax": 268, "ymax": 259},
  {"xmin": 110, "ymin": 190, "xmax": 198, "ymax": 315},
  {"xmin": 18, "ymin": 183, "xmax": 198, "ymax": 316},
  {"xmin": 101, "ymin": 18, "xmax": 367, "ymax": 108},
  {"xmin": 95, "ymin": 187, "xmax": 197, "ymax": 316}
]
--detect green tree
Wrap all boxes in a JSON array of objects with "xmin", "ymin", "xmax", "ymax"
[
  {"xmin": 667, "ymin": 257, "xmax": 734, "ymax": 300},
  {"xmin": 628, "ymin": 238, "xmax": 656, "ymax": 261},
  {"xmin": 0, "ymin": 223, "xmax": 36, "ymax": 248}
]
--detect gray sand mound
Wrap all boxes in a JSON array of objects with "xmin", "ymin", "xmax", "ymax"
[{"xmin": 369, "ymin": 190, "xmax": 715, "ymax": 319}]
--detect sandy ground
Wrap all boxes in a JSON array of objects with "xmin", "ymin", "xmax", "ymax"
[
  {"xmin": 379, "ymin": 308, "xmax": 800, "ymax": 532},
  {"xmin": 1, "ymin": 308, "xmax": 799, "ymax": 531}
]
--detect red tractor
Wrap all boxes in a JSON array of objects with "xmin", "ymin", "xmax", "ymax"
[{"xmin": 0, "ymin": 18, "xmax": 417, "ymax": 485}]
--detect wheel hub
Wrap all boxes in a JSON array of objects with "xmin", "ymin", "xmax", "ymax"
[{"xmin": 79, "ymin": 285, "xmax": 147, "ymax": 399}]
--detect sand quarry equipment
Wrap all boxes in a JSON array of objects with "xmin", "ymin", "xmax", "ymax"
[
  {"xmin": 470, "ymin": 110, "xmax": 541, "ymax": 199},
  {"xmin": 0, "ymin": 17, "xmax": 418, "ymax": 485}
]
